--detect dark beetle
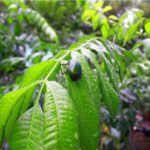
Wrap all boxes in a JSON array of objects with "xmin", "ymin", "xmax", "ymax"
[{"xmin": 68, "ymin": 59, "xmax": 82, "ymax": 81}]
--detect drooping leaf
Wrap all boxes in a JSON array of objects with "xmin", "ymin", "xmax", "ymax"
[
  {"xmin": 81, "ymin": 48, "xmax": 102, "ymax": 109},
  {"xmin": 65, "ymin": 51, "xmax": 100, "ymax": 150},
  {"xmin": 80, "ymin": 49, "xmax": 119, "ymax": 118},
  {"xmin": 98, "ymin": 38, "xmax": 124, "ymax": 80},
  {"xmin": 0, "ymin": 81, "xmax": 40, "ymax": 144},
  {"xmin": 10, "ymin": 104, "xmax": 43, "ymax": 150},
  {"xmin": 102, "ymin": 54, "xmax": 118, "ymax": 92},
  {"xmin": 44, "ymin": 81, "xmax": 79, "ymax": 150}
]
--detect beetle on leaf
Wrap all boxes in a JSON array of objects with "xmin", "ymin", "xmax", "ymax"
[{"xmin": 61, "ymin": 59, "xmax": 82, "ymax": 81}]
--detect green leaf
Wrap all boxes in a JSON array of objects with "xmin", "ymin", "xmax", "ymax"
[
  {"xmin": 92, "ymin": 13, "xmax": 100, "ymax": 30},
  {"xmin": 109, "ymin": 15, "xmax": 119, "ymax": 20},
  {"xmin": 102, "ymin": 54, "xmax": 118, "ymax": 92},
  {"xmin": 98, "ymin": 38, "xmax": 124, "ymax": 80},
  {"xmin": 124, "ymin": 18, "xmax": 143, "ymax": 44},
  {"xmin": 65, "ymin": 51, "xmax": 100, "ymax": 150},
  {"xmin": 81, "ymin": 49, "xmax": 119, "ymax": 118},
  {"xmin": 81, "ymin": 10, "xmax": 95, "ymax": 22},
  {"xmin": 97, "ymin": 63, "xmax": 119, "ymax": 118},
  {"xmin": 94, "ymin": 1, "xmax": 104, "ymax": 8},
  {"xmin": 0, "ymin": 81, "xmax": 40, "ymax": 145},
  {"xmin": 100, "ymin": 76, "xmax": 119, "ymax": 118},
  {"xmin": 101, "ymin": 18, "xmax": 110, "ymax": 38},
  {"xmin": 44, "ymin": 81, "xmax": 79, "ymax": 149},
  {"xmin": 9, "ymin": 104, "xmax": 43, "ymax": 150},
  {"xmin": 103, "ymin": 5, "xmax": 112, "ymax": 13},
  {"xmin": 81, "ymin": 48, "xmax": 102, "ymax": 109},
  {"xmin": 145, "ymin": 19, "xmax": 150, "ymax": 35}
]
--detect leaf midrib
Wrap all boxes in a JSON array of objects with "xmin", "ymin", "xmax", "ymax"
[{"xmin": 45, "ymin": 84, "xmax": 61, "ymax": 149}]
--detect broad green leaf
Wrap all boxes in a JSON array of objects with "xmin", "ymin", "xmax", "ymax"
[
  {"xmin": 44, "ymin": 81, "xmax": 79, "ymax": 150},
  {"xmin": 80, "ymin": 50, "xmax": 119, "ymax": 118},
  {"xmin": 0, "ymin": 81, "xmax": 40, "ymax": 144},
  {"xmin": 10, "ymin": 104, "xmax": 43, "ymax": 150},
  {"xmin": 81, "ymin": 48, "xmax": 102, "ymax": 109},
  {"xmin": 65, "ymin": 51, "xmax": 100, "ymax": 150}
]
